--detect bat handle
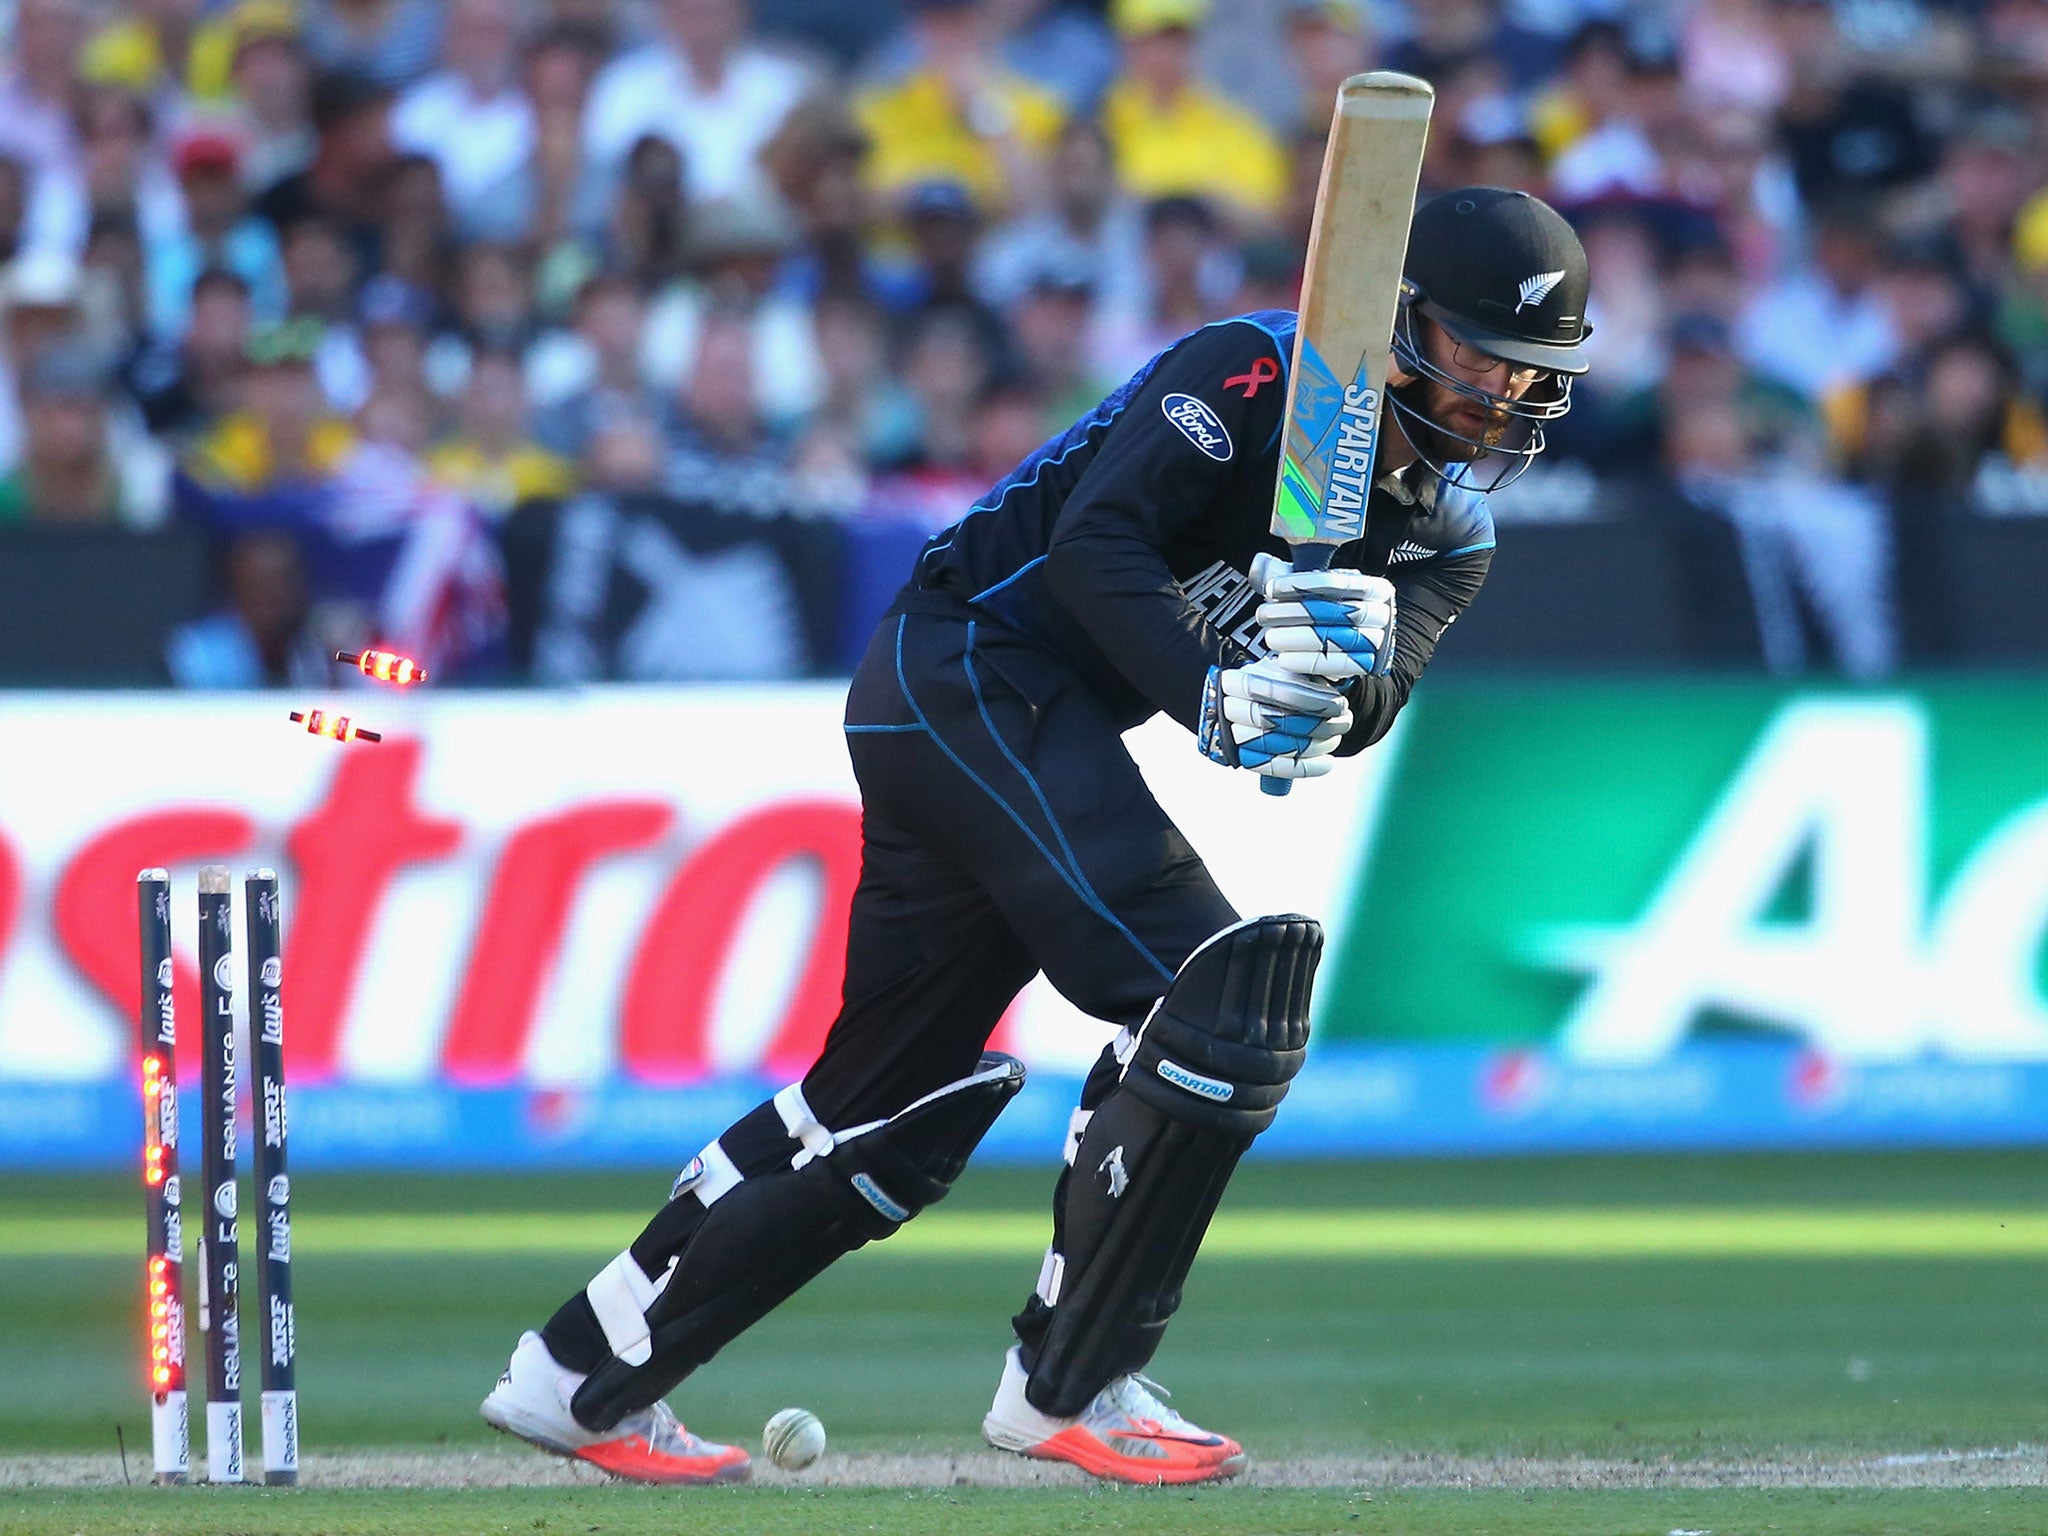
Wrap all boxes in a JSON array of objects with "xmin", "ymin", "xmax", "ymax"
[{"xmin": 1257, "ymin": 543, "xmax": 1343, "ymax": 798}]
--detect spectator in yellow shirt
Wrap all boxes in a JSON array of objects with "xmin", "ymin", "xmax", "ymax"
[
  {"xmin": 1099, "ymin": 0, "xmax": 1286, "ymax": 229},
  {"xmin": 428, "ymin": 344, "xmax": 577, "ymax": 518},
  {"xmin": 188, "ymin": 320, "xmax": 355, "ymax": 490},
  {"xmin": 81, "ymin": 0, "xmax": 263, "ymax": 105},
  {"xmin": 856, "ymin": 0, "xmax": 1065, "ymax": 218}
]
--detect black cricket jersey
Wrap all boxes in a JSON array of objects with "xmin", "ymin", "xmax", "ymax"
[{"xmin": 910, "ymin": 311, "xmax": 1496, "ymax": 754}]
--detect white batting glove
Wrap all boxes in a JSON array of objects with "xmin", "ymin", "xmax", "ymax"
[
  {"xmin": 1251, "ymin": 557, "xmax": 1397, "ymax": 681},
  {"xmin": 1197, "ymin": 655, "xmax": 1352, "ymax": 779}
]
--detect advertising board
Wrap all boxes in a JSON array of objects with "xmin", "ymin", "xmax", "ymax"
[{"xmin": 3, "ymin": 682, "xmax": 2044, "ymax": 1165}]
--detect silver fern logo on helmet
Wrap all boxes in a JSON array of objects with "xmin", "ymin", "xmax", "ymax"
[{"xmin": 1515, "ymin": 270, "xmax": 1565, "ymax": 313}]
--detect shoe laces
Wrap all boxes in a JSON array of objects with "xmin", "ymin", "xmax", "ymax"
[
  {"xmin": 1102, "ymin": 1372, "xmax": 1197, "ymax": 1434},
  {"xmin": 618, "ymin": 1399, "xmax": 713, "ymax": 1455}
]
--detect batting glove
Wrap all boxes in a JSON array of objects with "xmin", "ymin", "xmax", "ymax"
[
  {"xmin": 1251, "ymin": 557, "xmax": 1397, "ymax": 681},
  {"xmin": 1198, "ymin": 655, "xmax": 1352, "ymax": 779}
]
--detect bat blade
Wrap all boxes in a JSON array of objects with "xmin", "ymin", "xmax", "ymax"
[
  {"xmin": 1271, "ymin": 71, "xmax": 1435, "ymax": 560},
  {"xmin": 1262, "ymin": 72, "xmax": 1433, "ymax": 798}
]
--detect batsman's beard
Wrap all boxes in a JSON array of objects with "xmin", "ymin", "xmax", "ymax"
[{"xmin": 1392, "ymin": 378, "xmax": 1523, "ymax": 465}]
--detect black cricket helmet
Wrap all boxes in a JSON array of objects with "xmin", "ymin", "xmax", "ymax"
[{"xmin": 1389, "ymin": 186, "xmax": 1591, "ymax": 488}]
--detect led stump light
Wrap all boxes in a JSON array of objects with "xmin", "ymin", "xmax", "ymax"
[
  {"xmin": 289, "ymin": 710, "xmax": 382, "ymax": 744},
  {"xmin": 334, "ymin": 649, "xmax": 427, "ymax": 686}
]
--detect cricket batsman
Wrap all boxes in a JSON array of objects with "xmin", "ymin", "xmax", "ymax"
[{"xmin": 482, "ymin": 187, "xmax": 1592, "ymax": 1485}]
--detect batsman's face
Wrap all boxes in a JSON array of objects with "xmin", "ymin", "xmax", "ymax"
[{"xmin": 1396, "ymin": 317, "xmax": 1544, "ymax": 458}]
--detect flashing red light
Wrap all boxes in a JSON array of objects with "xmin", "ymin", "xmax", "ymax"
[
  {"xmin": 291, "ymin": 709, "xmax": 383, "ymax": 744},
  {"xmin": 337, "ymin": 648, "xmax": 427, "ymax": 685},
  {"xmin": 143, "ymin": 1062, "xmax": 166, "ymax": 1182}
]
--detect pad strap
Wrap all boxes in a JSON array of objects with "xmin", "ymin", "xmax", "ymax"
[
  {"xmin": 585, "ymin": 1252, "xmax": 667, "ymax": 1367},
  {"xmin": 565, "ymin": 1054, "xmax": 1026, "ymax": 1431},
  {"xmin": 774, "ymin": 1083, "xmax": 837, "ymax": 1167}
]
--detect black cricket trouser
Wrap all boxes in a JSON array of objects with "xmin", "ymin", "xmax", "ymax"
[
  {"xmin": 798, "ymin": 600, "xmax": 1237, "ymax": 1130},
  {"xmin": 538, "ymin": 601, "xmax": 1240, "ymax": 1396}
]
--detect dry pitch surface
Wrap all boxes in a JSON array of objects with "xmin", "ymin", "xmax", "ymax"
[{"xmin": 4, "ymin": 1443, "xmax": 2043, "ymax": 1490}]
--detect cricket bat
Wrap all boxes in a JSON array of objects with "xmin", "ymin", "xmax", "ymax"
[{"xmin": 1263, "ymin": 71, "xmax": 1434, "ymax": 796}]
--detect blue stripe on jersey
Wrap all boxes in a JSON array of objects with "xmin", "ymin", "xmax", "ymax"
[
  {"xmin": 971, "ymin": 554, "xmax": 1047, "ymax": 605},
  {"xmin": 961, "ymin": 622, "xmax": 1172, "ymax": 979},
  {"xmin": 888, "ymin": 616, "xmax": 1174, "ymax": 979},
  {"xmin": 1428, "ymin": 466, "xmax": 1498, "ymax": 555},
  {"xmin": 922, "ymin": 311, "xmax": 1301, "ymax": 590},
  {"xmin": 916, "ymin": 375, "xmax": 1152, "ymax": 580}
]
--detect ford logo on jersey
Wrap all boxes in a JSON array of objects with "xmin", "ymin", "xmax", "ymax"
[{"xmin": 1162, "ymin": 393, "xmax": 1234, "ymax": 461}]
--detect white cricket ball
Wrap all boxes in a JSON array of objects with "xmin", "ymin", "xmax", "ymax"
[{"xmin": 763, "ymin": 1407, "xmax": 826, "ymax": 1471}]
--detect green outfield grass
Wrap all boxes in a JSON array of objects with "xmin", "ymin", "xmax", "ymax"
[
  {"xmin": 6, "ymin": 1488, "xmax": 2048, "ymax": 1536},
  {"xmin": 2, "ymin": 1151, "xmax": 2043, "ymax": 1534}
]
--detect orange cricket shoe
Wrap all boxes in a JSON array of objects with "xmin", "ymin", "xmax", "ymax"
[
  {"xmin": 981, "ymin": 1346, "xmax": 1245, "ymax": 1485},
  {"xmin": 481, "ymin": 1330, "xmax": 750, "ymax": 1485}
]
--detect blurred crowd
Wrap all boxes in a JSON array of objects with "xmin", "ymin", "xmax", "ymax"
[{"xmin": 4, "ymin": 0, "xmax": 2048, "ymax": 682}]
